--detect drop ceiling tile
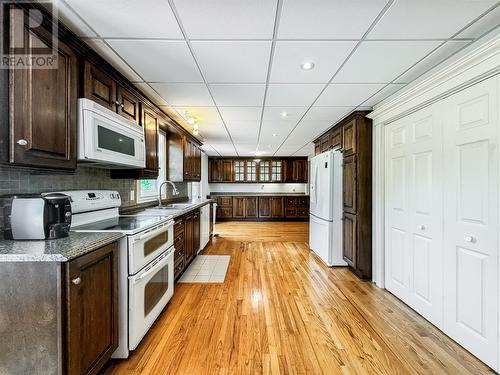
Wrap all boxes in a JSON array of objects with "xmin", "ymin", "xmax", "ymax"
[
  {"xmin": 259, "ymin": 120, "xmax": 298, "ymax": 145},
  {"xmin": 303, "ymin": 106, "xmax": 354, "ymax": 122},
  {"xmin": 210, "ymin": 84, "xmax": 266, "ymax": 106},
  {"xmin": 286, "ymin": 120, "xmax": 333, "ymax": 144},
  {"xmin": 55, "ymin": 0, "xmax": 97, "ymax": 37},
  {"xmin": 234, "ymin": 144, "xmax": 262, "ymax": 156},
  {"xmin": 315, "ymin": 84, "xmax": 384, "ymax": 106},
  {"xmin": 171, "ymin": 106, "xmax": 222, "ymax": 124},
  {"xmin": 84, "ymin": 39, "xmax": 142, "ymax": 82},
  {"xmin": 456, "ymin": 5, "xmax": 500, "ymax": 38},
  {"xmin": 172, "ymin": 0, "xmax": 277, "ymax": 39},
  {"xmin": 266, "ymin": 84, "xmax": 324, "ymax": 107},
  {"xmin": 192, "ymin": 41, "xmax": 271, "ymax": 83},
  {"xmin": 262, "ymin": 107, "xmax": 309, "ymax": 122},
  {"xmin": 106, "ymin": 40, "xmax": 201, "ymax": 83},
  {"xmin": 224, "ymin": 121, "xmax": 260, "ymax": 144},
  {"xmin": 134, "ymin": 83, "xmax": 169, "ymax": 106},
  {"xmin": 362, "ymin": 84, "xmax": 406, "ymax": 106},
  {"xmin": 199, "ymin": 123, "xmax": 229, "ymax": 143},
  {"xmin": 65, "ymin": 0, "xmax": 183, "ymax": 38},
  {"xmin": 368, "ymin": 0, "xmax": 497, "ymax": 39},
  {"xmin": 218, "ymin": 107, "xmax": 263, "ymax": 121},
  {"xmin": 294, "ymin": 143, "xmax": 315, "ymax": 157},
  {"xmin": 333, "ymin": 41, "xmax": 442, "ymax": 83},
  {"xmin": 275, "ymin": 144, "xmax": 311, "ymax": 157},
  {"xmin": 395, "ymin": 41, "xmax": 471, "ymax": 83},
  {"xmin": 278, "ymin": 0, "xmax": 388, "ymax": 39},
  {"xmin": 209, "ymin": 143, "xmax": 237, "ymax": 156},
  {"xmin": 150, "ymin": 83, "xmax": 213, "ymax": 106},
  {"xmin": 270, "ymin": 41, "xmax": 357, "ymax": 83}
]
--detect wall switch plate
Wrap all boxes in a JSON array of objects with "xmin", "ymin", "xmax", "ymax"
[{"xmin": 130, "ymin": 190, "xmax": 135, "ymax": 201}]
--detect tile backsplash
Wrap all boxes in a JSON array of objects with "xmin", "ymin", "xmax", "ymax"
[{"xmin": 0, "ymin": 166, "xmax": 188, "ymax": 228}]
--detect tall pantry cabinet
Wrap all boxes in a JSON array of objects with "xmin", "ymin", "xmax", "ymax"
[{"xmin": 384, "ymin": 76, "xmax": 498, "ymax": 370}]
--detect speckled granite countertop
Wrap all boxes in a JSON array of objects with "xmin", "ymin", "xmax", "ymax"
[
  {"xmin": 127, "ymin": 198, "xmax": 214, "ymax": 218},
  {"xmin": 0, "ymin": 232, "xmax": 124, "ymax": 262},
  {"xmin": 209, "ymin": 192, "xmax": 309, "ymax": 197}
]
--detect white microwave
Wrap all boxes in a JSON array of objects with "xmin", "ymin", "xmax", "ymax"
[{"xmin": 77, "ymin": 98, "xmax": 146, "ymax": 169}]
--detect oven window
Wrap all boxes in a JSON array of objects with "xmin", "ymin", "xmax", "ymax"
[
  {"xmin": 144, "ymin": 231, "xmax": 168, "ymax": 257},
  {"xmin": 144, "ymin": 265, "xmax": 169, "ymax": 316},
  {"xmin": 97, "ymin": 125, "xmax": 135, "ymax": 156}
]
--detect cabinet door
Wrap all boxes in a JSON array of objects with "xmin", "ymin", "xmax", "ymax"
[
  {"xmin": 193, "ymin": 211, "xmax": 200, "ymax": 255},
  {"xmin": 293, "ymin": 160, "xmax": 308, "ymax": 182},
  {"xmin": 117, "ymin": 85, "xmax": 141, "ymax": 125},
  {"xmin": 270, "ymin": 197, "xmax": 284, "ymax": 218},
  {"xmin": 84, "ymin": 61, "xmax": 116, "ymax": 111},
  {"xmin": 221, "ymin": 160, "xmax": 234, "ymax": 182},
  {"xmin": 66, "ymin": 242, "xmax": 118, "ymax": 375},
  {"xmin": 209, "ymin": 159, "xmax": 223, "ymax": 182},
  {"xmin": 342, "ymin": 213, "xmax": 357, "ymax": 268},
  {"xmin": 330, "ymin": 127, "xmax": 342, "ymax": 149},
  {"xmin": 258, "ymin": 197, "xmax": 271, "ymax": 218},
  {"xmin": 184, "ymin": 214, "xmax": 194, "ymax": 263},
  {"xmin": 233, "ymin": 197, "xmax": 245, "ymax": 218},
  {"xmin": 183, "ymin": 139, "xmax": 192, "ymax": 179},
  {"xmin": 259, "ymin": 161, "xmax": 271, "ymax": 182},
  {"xmin": 244, "ymin": 197, "xmax": 258, "ymax": 218},
  {"xmin": 343, "ymin": 155, "xmax": 357, "ymax": 214},
  {"xmin": 282, "ymin": 160, "xmax": 295, "ymax": 182},
  {"xmin": 142, "ymin": 106, "xmax": 159, "ymax": 178},
  {"xmin": 314, "ymin": 143, "xmax": 321, "ymax": 155},
  {"xmin": 342, "ymin": 119, "xmax": 357, "ymax": 155},
  {"xmin": 194, "ymin": 146, "xmax": 201, "ymax": 180},
  {"xmin": 10, "ymin": 21, "xmax": 78, "ymax": 170}
]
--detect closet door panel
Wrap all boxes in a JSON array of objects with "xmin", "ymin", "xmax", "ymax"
[
  {"xmin": 443, "ymin": 77, "xmax": 498, "ymax": 369},
  {"xmin": 384, "ymin": 120, "xmax": 411, "ymax": 300}
]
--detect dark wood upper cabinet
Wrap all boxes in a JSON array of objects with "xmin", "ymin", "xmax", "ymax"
[
  {"xmin": 342, "ymin": 119, "xmax": 357, "ymax": 156},
  {"xmin": 182, "ymin": 138, "xmax": 201, "ymax": 182},
  {"xmin": 330, "ymin": 127, "xmax": 342, "ymax": 150},
  {"xmin": 293, "ymin": 160, "xmax": 308, "ymax": 183},
  {"xmin": 117, "ymin": 85, "xmax": 141, "ymax": 125},
  {"xmin": 65, "ymin": 242, "xmax": 118, "ymax": 375},
  {"xmin": 221, "ymin": 160, "xmax": 234, "ymax": 182},
  {"xmin": 142, "ymin": 106, "xmax": 159, "ymax": 178},
  {"xmin": 8, "ymin": 14, "xmax": 78, "ymax": 170},
  {"xmin": 84, "ymin": 61, "xmax": 116, "ymax": 111}
]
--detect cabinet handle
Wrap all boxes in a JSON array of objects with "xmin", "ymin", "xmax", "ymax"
[
  {"xmin": 120, "ymin": 103, "xmax": 124, "ymax": 108},
  {"xmin": 115, "ymin": 100, "xmax": 121, "ymax": 106},
  {"xmin": 71, "ymin": 277, "xmax": 81, "ymax": 285},
  {"xmin": 16, "ymin": 139, "xmax": 28, "ymax": 146},
  {"xmin": 464, "ymin": 236, "xmax": 475, "ymax": 243}
]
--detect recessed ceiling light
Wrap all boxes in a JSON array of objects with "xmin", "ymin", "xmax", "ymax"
[
  {"xmin": 300, "ymin": 62, "xmax": 315, "ymax": 71},
  {"xmin": 281, "ymin": 111, "xmax": 288, "ymax": 118},
  {"xmin": 187, "ymin": 117, "xmax": 196, "ymax": 125},
  {"xmin": 272, "ymin": 133, "xmax": 278, "ymax": 137}
]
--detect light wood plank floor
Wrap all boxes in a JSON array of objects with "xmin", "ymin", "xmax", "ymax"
[{"xmin": 109, "ymin": 221, "xmax": 493, "ymax": 375}]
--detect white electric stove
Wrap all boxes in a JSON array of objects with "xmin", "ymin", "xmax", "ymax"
[{"xmin": 54, "ymin": 190, "xmax": 176, "ymax": 358}]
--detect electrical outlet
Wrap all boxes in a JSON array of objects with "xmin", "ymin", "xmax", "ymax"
[{"xmin": 130, "ymin": 190, "xmax": 135, "ymax": 201}]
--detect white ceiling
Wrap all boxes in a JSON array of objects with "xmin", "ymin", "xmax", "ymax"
[{"xmin": 56, "ymin": 0, "xmax": 500, "ymax": 156}]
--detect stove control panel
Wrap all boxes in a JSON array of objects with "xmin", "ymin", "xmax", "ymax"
[{"xmin": 51, "ymin": 190, "xmax": 122, "ymax": 213}]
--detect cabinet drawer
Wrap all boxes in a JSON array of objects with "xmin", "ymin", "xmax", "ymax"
[
  {"xmin": 297, "ymin": 197, "xmax": 309, "ymax": 206},
  {"xmin": 174, "ymin": 245, "xmax": 185, "ymax": 263},
  {"xmin": 174, "ymin": 259, "xmax": 185, "ymax": 280},
  {"xmin": 218, "ymin": 207, "xmax": 233, "ymax": 218},
  {"xmin": 285, "ymin": 197, "xmax": 297, "ymax": 206},
  {"xmin": 285, "ymin": 208, "xmax": 296, "ymax": 218},
  {"xmin": 174, "ymin": 218, "xmax": 184, "ymax": 236},
  {"xmin": 219, "ymin": 196, "xmax": 233, "ymax": 207},
  {"xmin": 297, "ymin": 208, "xmax": 309, "ymax": 217}
]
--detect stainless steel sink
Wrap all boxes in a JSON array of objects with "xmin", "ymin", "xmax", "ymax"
[{"xmin": 157, "ymin": 203, "xmax": 193, "ymax": 209}]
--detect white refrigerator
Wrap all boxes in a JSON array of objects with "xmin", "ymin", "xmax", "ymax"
[{"xmin": 309, "ymin": 150, "xmax": 347, "ymax": 266}]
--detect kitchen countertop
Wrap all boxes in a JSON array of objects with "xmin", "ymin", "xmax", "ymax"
[
  {"xmin": 127, "ymin": 198, "xmax": 214, "ymax": 218},
  {"xmin": 0, "ymin": 232, "xmax": 124, "ymax": 262},
  {"xmin": 209, "ymin": 192, "xmax": 309, "ymax": 197}
]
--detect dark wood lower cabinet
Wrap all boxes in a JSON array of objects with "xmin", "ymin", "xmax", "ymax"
[
  {"xmin": 65, "ymin": 242, "xmax": 118, "ymax": 375},
  {"xmin": 270, "ymin": 197, "xmax": 284, "ymax": 218},
  {"xmin": 184, "ymin": 213, "xmax": 194, "ymax": 265},
  {"xmin": 342, "ymin": 213, "xmax": 357, "ymax": 269},
  {"xmin": 244, "ymin": 197, "xmax": 258, "ymax": 218},
  {"xmin": 174, "ymin": 207, "xmax": 202, "ymax": 281},
  {"xmin": 233, "ymin": 197, "xmax": 245, "ymax": 218},
  {"xmin": 258, "ymin": 197, "xmax": 271, "ymax": 218},
  {"xmin": 193, "ymin": 210, "xmax": 200, "ymax": 256}
]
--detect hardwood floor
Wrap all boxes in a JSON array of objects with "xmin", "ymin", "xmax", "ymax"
[{"xmin": 109, "ymin": 221, "xmax": 493, "ymax": 375}]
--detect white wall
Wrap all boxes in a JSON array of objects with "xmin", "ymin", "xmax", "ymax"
[{"xmin": 209, "ymin": 183, "xmax": 307, "ymax": 194}]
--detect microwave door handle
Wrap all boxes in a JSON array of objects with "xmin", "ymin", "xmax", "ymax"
[{"xmin": 131, "ymin": 250, "xmax": 173, "ymax": 284}]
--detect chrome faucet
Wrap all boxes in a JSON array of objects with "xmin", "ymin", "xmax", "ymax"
[{"xmin": 158, "ymin": 180, "xmax": 180, "ymax": 207}]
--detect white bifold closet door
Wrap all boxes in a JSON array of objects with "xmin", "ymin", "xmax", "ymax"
[
  {"xmin": 442, "ymin": 77, "xmax": 498, "ymax": 368},
  {"xmin": 384, "ymin": 105, "xmax": 444, "ymax": 327},
  {"xmin": 385, "ymin": 76, "xmax": 499, "ymax": 370}
]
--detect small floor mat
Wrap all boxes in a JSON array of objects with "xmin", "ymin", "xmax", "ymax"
[{"xmin": 178, "ymin": 255, "xmax": 230, "ymax": 283}]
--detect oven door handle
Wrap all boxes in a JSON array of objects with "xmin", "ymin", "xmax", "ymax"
[
  {"xmin": 130, "ymin": 248, "xmax": 173, "ymax": 284},
  {"xmin": 134, "ymin": 220, "xmax": 174, "ymax": 242}
]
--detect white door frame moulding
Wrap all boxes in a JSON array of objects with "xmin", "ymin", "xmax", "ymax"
[{"xmin": 367, "ymin": 29, "xmax": 500, "ymax": 289}]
